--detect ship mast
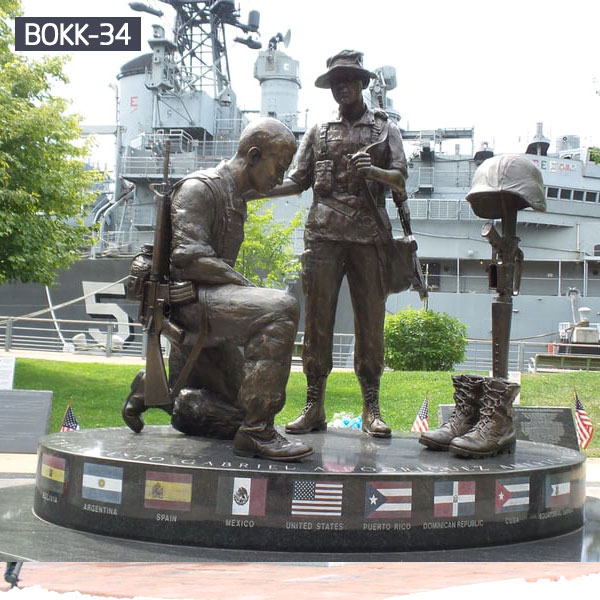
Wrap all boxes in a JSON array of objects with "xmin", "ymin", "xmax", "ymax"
[{"xmin": 159, "ymin": 0, "xmax": 260, "ymax": 96}]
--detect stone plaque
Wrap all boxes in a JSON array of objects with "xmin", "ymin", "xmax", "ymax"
[
  {"xmin": 0, "ymin": 390, "xmax": 53, "ymax": 452},
  {"xmin": 438, "ymin": 404, "xmax": 579, "ymax": 450},
  {"xmin": 0, "ymin": 357, "xmax": 15, "ymax": 390}
]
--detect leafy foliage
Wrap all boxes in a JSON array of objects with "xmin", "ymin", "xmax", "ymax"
[
  {"xmin": 590, "ymin": 147, "xmax": 600, "ymax": 165},
  {"xmin": 384, "ymin": 308, "xmax": 467, "ymax": 371},
  {"xmin": 236, "ymin": 198, "xmax": 303, "ymax": 288},
  {"xmin": 0, "ymin": 0, "xmax": 98, "ymax": 285}
]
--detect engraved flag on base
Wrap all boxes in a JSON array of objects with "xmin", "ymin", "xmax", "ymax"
[
  {"xmin": 216, "ymin": 476, "xmax": 267, "ymax": 516},
  {"xmin": 433, "ymin": 480, "xmax": 476, "ymax": 517},
  {"xmin": 144, "ymin": 471, "xmax": 192, "ymax": 511},
  {"xmin": 494, "ymin": 476, "xmax": 530, "ymax": 513},
  {"xmin": 364, "ymin": 481, "xmax": 412, "ymax": 518},
  {"xmin": 291, "ymin": 480, "xmax": 343, "ymax": 517},
  {"xmin": 82, "ymin": 463, "xmax": 123, "ymax": 505},
  {"xmin": 40, "ymin": 453, "xmax": 66, "ymax": 494},
  {"xmin": 545, "ymin": 473, "xmax": 571, "ymax": 508}
]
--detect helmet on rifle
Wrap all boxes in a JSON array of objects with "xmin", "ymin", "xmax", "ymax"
[{"xmin": 466, "ymin": 154, "xmax": 546, "ymax": 219}]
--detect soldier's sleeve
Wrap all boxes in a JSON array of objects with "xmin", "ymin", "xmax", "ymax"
[
  {"xmin": 288, "ymin": 123, "xmax": 319, "ymax": 190},
  {"xmin": 387, "ymin": 121, "xmax": 408, "ymax": 178}
]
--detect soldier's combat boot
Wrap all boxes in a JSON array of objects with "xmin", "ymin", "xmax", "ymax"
[
  {"xmin": 122, "ymin": 370, "xmax": 172, "ymax": 433},
  {"xmin": 361, "ymin": 382, "xmax": 391, "ymax": 438},
  {"xmin": 449, "ymin": 377, "xmax": 520, "ymax": 458},
  {"xmin": 285, "ymin": 377, "xmax": 327, "ymax": 434},
  {"xmin": 419, "ymin": 374, "xmax": 484, "ymax": 451},
  {"xmin": 233, "ymin": 424, "xmax": 313, "ymax": 461}
]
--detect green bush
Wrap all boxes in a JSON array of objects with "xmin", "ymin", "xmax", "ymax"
[{"xmin": 384, "ymin": 309, "xmax": 467, "ymax": 371}]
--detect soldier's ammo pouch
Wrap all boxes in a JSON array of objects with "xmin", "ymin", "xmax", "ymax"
[
  {"xmin": 314, "ymin": 160, "xmax": 333, "ymax": 196},
  {"xmin": 126, "ymin": 244, "xmax": 154, "ymax": 301},
  {"xmin": 126, "ymin": 244, "xmax": 196, "ymax": 306}
]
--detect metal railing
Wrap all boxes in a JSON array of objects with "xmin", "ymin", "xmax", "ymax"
[
  {"xmin": 4, "ymin": 316, "xmax": 597, "ymax": 374},
  {"xmin": 1, "ymin": 316, "xmax": 146, "ymax": 358}
]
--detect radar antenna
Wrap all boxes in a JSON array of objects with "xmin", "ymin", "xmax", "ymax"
[{"xmin": 156, "ymin": 1, "xmax": 261, "ymax": 95}]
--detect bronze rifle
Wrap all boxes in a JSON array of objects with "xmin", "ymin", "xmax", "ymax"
[{"xmin": 139, "ymin": 140, "xmax": 184, "ymax": 407}]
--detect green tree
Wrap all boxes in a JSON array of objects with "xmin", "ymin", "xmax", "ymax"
[
  {"xmin": 0, "ymin": 0, "xmax": 97, "ymax": 285},
  {"xmin": 236, "ymin": 199, "xmax": 303, "ymax": 288},
  {"xmin": 590, "ymin": 147, "xmax": 600, "ymax": 165},
  {"xmin": 384, "ymin": 308, "xmax": 467, "ymax": 371}
]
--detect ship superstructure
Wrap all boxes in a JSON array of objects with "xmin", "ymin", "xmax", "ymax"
[{"xmin": 1, "ymin": 1, "xmax": 600, "ymax": 368}]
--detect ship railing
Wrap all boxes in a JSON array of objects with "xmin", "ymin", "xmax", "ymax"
[
  {"xmin": 406, "ymin": 199, "xmax": 480, "ymax": 220},
  {"xmin": 120, "ymin": 142, "xmax": 240, "ymax": 178},
  {"xmin": 92, "ymin": 229, "xmax": 154, "ymax": 257}
]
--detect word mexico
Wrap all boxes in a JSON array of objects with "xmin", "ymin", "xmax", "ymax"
[{"xmin": 15, "ymin": 17, "xmax": 141, "ymax": 51}]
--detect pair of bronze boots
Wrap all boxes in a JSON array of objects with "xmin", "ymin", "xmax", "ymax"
[
  {"xmin": 419, "ymin": 374, "xmax": 519, "ymax": 458},
  {"xmin": 285, "ymin": 377, "xmax": 391, "ymax": 438}
]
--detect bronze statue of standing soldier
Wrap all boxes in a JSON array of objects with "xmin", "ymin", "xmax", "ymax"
[{"xmin": 268, "ymin": 50, "xmax": 409, "ymax": 438}]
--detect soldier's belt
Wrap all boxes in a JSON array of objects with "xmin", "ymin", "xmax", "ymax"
[{"xmin": 316, "ymin": 196, "xmax": 359, "ymax": 218}]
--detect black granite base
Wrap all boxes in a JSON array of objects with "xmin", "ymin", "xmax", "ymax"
[{"xmin": 33, "ymin": 426, "xmax": 586, "ymax": 553}]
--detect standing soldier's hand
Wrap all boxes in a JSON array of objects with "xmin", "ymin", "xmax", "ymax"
[{"xmin": 348, "ymin": 151, "xmax": 373, "ymax": 177}]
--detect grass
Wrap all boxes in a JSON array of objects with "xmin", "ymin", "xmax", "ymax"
[{"xmin": 13, "ymin": 358, "xmax": 600, "ymax": 457}]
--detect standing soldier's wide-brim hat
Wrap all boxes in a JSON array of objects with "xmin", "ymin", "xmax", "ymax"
[{"xmin": 314, "ymin": 49, "xmax": 377, "ymax": 89}]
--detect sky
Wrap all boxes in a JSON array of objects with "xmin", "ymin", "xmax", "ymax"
[{"xmin": 17, "ymin": 0, "xmax": 600, "ymax": 168}]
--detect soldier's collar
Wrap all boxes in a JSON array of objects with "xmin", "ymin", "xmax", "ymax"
[{"xmin": 331, "ymin": 106, "xmax": 374, "ymax": 126}]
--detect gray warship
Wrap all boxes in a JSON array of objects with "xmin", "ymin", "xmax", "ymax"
[{"xmin": 2, "ymin": 0, "xmax": 600, "ymax": 370}]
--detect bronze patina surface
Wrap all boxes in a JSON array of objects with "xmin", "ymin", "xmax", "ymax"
[
  {"xmin": 122, "ymin": 118, "xmax": 312, "ymax": 462},
  {"xmin": 268, "ymin": 50, "xmax": 415, "ymax": 439}
]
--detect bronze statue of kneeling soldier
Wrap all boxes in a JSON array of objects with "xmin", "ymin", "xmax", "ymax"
[
  {"xmin": 420, "ymin": 155, "xmax": 546, "ymax": 458},
  {"xmin": 122, "ymin": 117, "xmax": 312, "ymax": 462}
]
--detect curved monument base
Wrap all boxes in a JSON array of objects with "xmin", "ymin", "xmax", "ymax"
[{"xmin": 33, "ymin": 426, "xmax": 586, "ymax": 553}]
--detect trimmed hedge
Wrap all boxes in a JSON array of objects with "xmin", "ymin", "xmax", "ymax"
[{"xmin": 384, "ymin": 309, "xmax": 467, "ymax": 371}]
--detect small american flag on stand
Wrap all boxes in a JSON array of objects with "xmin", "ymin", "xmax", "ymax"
[
  {"xmin": 574, "ymin": 390, "xmax": 594, "ymax": 450},
  {"xmin": 411, "ymin": 395, "xmax": 429, "ymax": 432},
  {"xmin": 60, "ymin": 400, "xmax": 80, "ymax": 432}
]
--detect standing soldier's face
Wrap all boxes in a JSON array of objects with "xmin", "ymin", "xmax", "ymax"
[{"xmin": 330, "ymin": 77, "xmax": 364, "ymax": 108}]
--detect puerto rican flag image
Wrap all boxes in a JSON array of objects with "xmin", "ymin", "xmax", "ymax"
[
  {"xmin": 364, "ymin": 481, "xmax": 412, "ymax": 518},
  {"xmin": 495, "ymin": 477, "xmax": 530, "ymax": 513},
  {"xmin": 433, "ymin": 480, "xmax": 476, "ymax": 517}
]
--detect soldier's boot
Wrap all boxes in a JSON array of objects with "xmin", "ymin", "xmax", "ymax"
[
  {"xmin": 285, "ymin": 377, "xmax": 328, "ymax": 434},
  {"xmin": 122, "ymin": 370, "xmax": 172, "ymax": 433},
  {"xmin": 449, "ymin": 377, "xmax": 520, "ymax": 458},
  {"xmin": 419, "ymin": 374, "xmax": 484, "ymax": 451},
  {"xmin": 361, "ymin": 382, "xmax": 391, "ymax": 438},
  {"xmin": 233, "ymin": 423, "xmax": 313, "ymax": 462}
]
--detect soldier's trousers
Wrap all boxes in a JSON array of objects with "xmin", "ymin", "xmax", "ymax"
[
  {"xmin": 170, "ymin": 284, "xmax": 299, "ymax": 432},
  {"xmin": 302, "ymin": 240, "xmax": 386, "ymax": 385}
]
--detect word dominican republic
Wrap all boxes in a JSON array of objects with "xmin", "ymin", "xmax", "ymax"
[{"xmin": 15, "ymin": 17, "xmax": 141, "ymax": 51}]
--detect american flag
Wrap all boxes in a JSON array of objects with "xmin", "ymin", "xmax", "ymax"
[
  {"xmin": 574, "ymin": 390, "xmax": 594, "ymax": 450},
  {"xmin": 60, "ymin": 403, "xmax": 80, "ymax": 432},
  {"xmin": 291, "ymin": 480, "xmax": 343, "ymax": 517},
  {"xmin": 411, "ymin": 395, "xmax": 429, "ymax": 432}
]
